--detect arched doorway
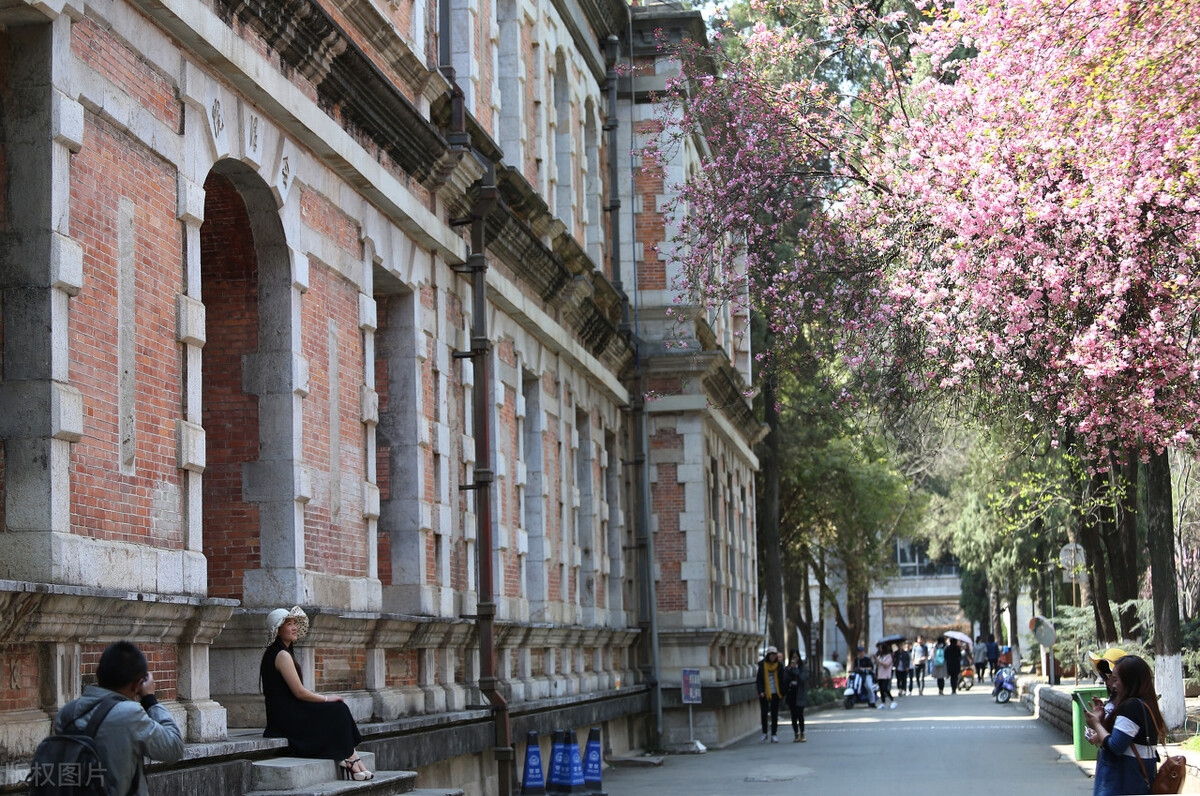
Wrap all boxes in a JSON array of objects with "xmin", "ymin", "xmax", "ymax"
[{"xmin": 200, "ymin": 159, "xmax": 300, "ymax": 605}]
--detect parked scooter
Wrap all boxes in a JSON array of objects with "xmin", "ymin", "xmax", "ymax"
[
  {"xmin": 843, "ymin": 667, "xmax": 879, "ymax": 709},
  {"xmin": 992, "ymin": 665, "xmax": 1017, "ymax": 703},
  {"xmin": 960, "ymin": 663, "xmax": 975, "ymax": 690}
]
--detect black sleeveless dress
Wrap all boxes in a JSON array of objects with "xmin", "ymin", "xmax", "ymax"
[{"xmin": 260, "ymin": 640, "xmax": 363, "ymax": 759}]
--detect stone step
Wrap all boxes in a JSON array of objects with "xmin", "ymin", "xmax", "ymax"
[
  {"xmin": 251, "ymin": 752, "xmax": 379, "ymax": 791},
  {"xmin": 244, "ymin": 769, "xmax": 418, "ymax": 796},
  {"xmin": 407, "ymin": 789, "xmax": 465, "ymax": 796}
]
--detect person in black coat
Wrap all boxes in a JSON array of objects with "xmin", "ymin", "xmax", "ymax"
[
  {"xmin": 945, "ymin": 638, "xmax": 963, "ymax": 694},
  {"xmin": 261, "ymin": 606, "xmax": 373, "ymax": 781},
  {"xmin": 783, "ymin": 649, "xmax": 808, "ymax": 742}
]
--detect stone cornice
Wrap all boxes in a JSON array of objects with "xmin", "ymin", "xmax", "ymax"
[
  {"xmin": 216, "ymin": 0, "xmax": 450, "ymax": 185},
  {"xmin": 0, "ymin": 580, "xmax": 236, "ymax": 645},
  {"xmin": 490, "ymin": 167, "xmax": 633, "ymax": 372},
  {"xmin": 644, "ymin": 349, "xmax": 759, "ymax": 444},
  {"xmin": 207, "ymin": 0, "xmax": 630, "ymax": 370},
  {"xmin": 548, "ymin": 0, "xmax": 630, "ymax": 83}
]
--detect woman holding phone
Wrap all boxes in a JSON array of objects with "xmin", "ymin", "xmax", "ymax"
[{"xmin": 1083, "ymin": 655, "xmax": 1163, "ymax": 795}]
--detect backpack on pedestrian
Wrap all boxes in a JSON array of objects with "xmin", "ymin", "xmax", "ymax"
[
  {"xmin": 27, "ymin": 694, "xmax": 122, "ymax": 796},
  {"xmin": 933, "ymin": 646, "xmax": 945, "ymax": 666}
]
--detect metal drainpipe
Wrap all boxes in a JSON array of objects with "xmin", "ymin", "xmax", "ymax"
[
  {"xmin": 605, "ymin": 34, "xmax": 663, "ymax": 751},
  {"xmin": 454, "ymin": 163, "xmax": 513, "ymax": 794},
  {"xmin": 441, "ymin": 0, "xmax": 508, "ymax": 784}
]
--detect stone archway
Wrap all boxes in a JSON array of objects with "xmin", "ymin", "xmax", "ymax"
[{"xmin": 200, "ymin": 159, "xmax": 304, "ymax": 607}]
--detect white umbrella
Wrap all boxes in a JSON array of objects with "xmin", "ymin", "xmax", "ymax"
[{"xmin": 944, "ymin": 630, "xmax": 973, "ymax": 648}]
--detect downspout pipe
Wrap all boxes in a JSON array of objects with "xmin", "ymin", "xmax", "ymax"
[
  {"xmin": 605, "ymin": 34, "xmax": 662, "ymax": 751},
  {"xmin": 441, "ymin": 0, "xmax": 507, "ymax": 784},
  {"xmin": 453, "ymin": 163, "xmax": 513, "ymax": 794}
]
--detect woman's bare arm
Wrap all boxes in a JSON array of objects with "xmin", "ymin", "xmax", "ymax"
[{"xmin": 275, "ymin": 650, "xmax": 343, "ymax": 702}]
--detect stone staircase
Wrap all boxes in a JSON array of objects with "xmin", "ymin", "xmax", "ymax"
[{"xmin": 244, "ymin": 752, "xmax": 462, "ymax": 796}]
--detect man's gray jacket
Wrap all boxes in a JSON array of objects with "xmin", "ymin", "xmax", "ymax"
[{"xmin": 53, "ymin": 684, "xmax": 184, "ymax": 795}]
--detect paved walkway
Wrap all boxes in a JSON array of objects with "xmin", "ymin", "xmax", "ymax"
[{"xmin": 604, "ymin": 688, "xmax": 1092, "ymax": 795}]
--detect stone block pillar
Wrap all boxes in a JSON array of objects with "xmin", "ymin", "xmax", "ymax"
[
  {"xmin": 177, "ymin": 643, "xmax": 228, "ymax": 742},
  {"xmin": 0, "ymin": 18, "xmax": 85, "ymax": 585}
]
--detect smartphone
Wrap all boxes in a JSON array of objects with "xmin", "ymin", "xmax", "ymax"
[{"xmin": 1073, "ymin": 691, "xmax": 1093, "ymax": 711}]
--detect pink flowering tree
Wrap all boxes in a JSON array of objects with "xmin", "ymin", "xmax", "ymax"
[{"xmin": 653, "ymin": 0, "xmax": 1200, "ymax": 723}]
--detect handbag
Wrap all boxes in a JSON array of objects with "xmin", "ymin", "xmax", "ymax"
[{"xmin": 1132, "ymin": 701, "xmax": 1187, "ymax": 794}]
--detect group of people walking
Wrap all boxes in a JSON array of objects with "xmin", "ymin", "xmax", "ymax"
[
  {"xmin": 755, "ymin": 647, "xmax": 808, "ymax": 743},
  {"xmin": 756, "ymin": 630, "xmax": 1009, "ymax": 730}
]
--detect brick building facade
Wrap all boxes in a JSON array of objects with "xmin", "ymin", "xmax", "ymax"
[{"xmin": 0, "ymin": 0, "xmax": 759, "ymax": 791}]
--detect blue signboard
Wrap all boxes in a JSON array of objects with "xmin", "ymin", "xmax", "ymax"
[{"xmin": 682, "ymin": 668, "xmax": 702, "ymax": 705}]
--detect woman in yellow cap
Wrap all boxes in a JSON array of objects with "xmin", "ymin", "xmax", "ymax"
[
  {"xmin": 1087, "ymin": 647, "xmax": 1126, "ymax": 720},
  {"xmin": 261, "ymin": 606, "xmax": 373, "ymax": 780}
]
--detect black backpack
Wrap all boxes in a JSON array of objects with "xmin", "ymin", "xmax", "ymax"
[{"xmin": 27, "ymin": 694, "xmax": 122, "ymax": 796}]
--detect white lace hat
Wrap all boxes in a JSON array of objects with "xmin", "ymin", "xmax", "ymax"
[{"xmin": 267, "ymin": 605, "xmax": 309, "ymax": 642}]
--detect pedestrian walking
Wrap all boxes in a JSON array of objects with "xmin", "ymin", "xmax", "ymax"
[
  {"xmin": 1083, "ymin": 654, "xmax": 1164, "ymax": 795},
  {"xmin": 756, "ymin": 646, "xmax": 784, "ymax": 742},
  {"xmin": 910, "ymin": 637, "xmax": 927, "ymax": 695},
  {"xmin": 895, "ymin": 642, "xmax": 910, "ymax": 696},
  {"xmin": 973, "ymin": 635, "xmax": 987, "ymax": 680},
  {"xmin": 783, "ymin": 649, "xmax": 808, "ymax": 742},
  {"xmin": 986, "ymin": 634, "xmax": 1000, "ymax": 678},
  {"xmin": 931, "ymin": 637, "xmax": 948, "ymax": 694},
  {"xmin": 49, "ymin": 641, "xmax": 184, "ymax": 795},
  {"xmin": 945, "ymin": 637, "xmax": 963, "ymax": 694},
  {"xmin": 874, "ymin": 643, "xmax": 897, "ymax": 709}
]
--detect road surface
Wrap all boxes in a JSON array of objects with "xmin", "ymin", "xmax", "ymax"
[{"xmin": 603, "ymin": 687, "xmax": 1092, "ymax": 795}]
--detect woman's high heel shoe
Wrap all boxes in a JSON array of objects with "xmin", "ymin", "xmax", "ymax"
[{"xmin": 339, "ymin": 757, "xmax": 374, "ymax": 781}]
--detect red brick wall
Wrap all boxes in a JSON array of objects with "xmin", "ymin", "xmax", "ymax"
[
  {"xmin": 71, "ymin": 17, "xmax": 181, "ymax": 130},
  {"xmin": 201, "ymin": 172, "xmax": 261, "ymax": 601},
  {"xmin": 0, "ymin": 645, "xmax": 39, "ymax": 711},
  {"xmin": 300, "ymin": 189, "xmax": 362, "ymax": 259},
  {"xmin": 313, "ymin": 647, "xmax": 365, "ymax": 690},
  {"xmin": 652, "ymin": 429, "xmax": 685, "ymax": 612},
  {"xmin": 385, "ymin": 648, "xmax": 418, "ymax": 687},
  {"xmin": 523, "ymin": 22, "xmax": 537, "ymax": 184},
  {"xmin": 80, "ymin": 643, "xmax": 177, "ymax": 700},
  {"xmin": 634, "ymin": 119, "xmax": 667, "ymax": 289},
  {"xmin": 301, "ymin": 261, "xmax": 367, "ymax": 578},
  {"xmin": 475, "ymin": 0, "xmax": 494, "ymax": 137},
  {"xmin": 68, "ymin": 114, "xmax": 184, "ymax": 546},
  {"xmin": 384, "ymin": 0, "xmax": 415, "ymax": 41}
]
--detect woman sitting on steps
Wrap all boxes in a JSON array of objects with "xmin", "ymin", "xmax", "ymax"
[{"xmin": 260, "ymin": 606, "xmax": 373, "ymax": 781}]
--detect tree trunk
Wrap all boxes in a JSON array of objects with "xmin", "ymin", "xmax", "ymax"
[
  {"xmin": 1081, "ymin": 469, "xmax": 1119, "ymax": 642},
  {"xmin": 1007, "ymin": 580, "xmax": 1022, "ymax": 673},
  {"xmin": 759, "ymin": 364, "xmax": 786, "ymax": 651},
  {"xmin": 1105, "ymin": 454, "xmax": 1142, "ymax": 639},
  {"xmin": 989, "ymin": 586, "xmax": 1002, "ymax": 644},
  {"xmin": 799, "ymin": 545, "xmax": 823, "ymax": 684},
  {"xmin": 1146, "ymin": 451, "xmax": 1184, "ymax": 729}
]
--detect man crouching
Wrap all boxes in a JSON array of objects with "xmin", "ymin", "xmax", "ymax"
[{"xmin": 54, "ymin": 641, "xmax": 185, "ymax": 794}]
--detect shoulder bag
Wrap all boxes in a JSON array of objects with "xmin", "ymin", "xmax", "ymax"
[{"xmin": 1133, "ymin": 701, "xmax": 1186, "ymax": 794}]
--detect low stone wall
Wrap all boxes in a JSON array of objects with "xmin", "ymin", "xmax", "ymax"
[{"xmin": 1019, "ymin": 679, "xmax": 1073, "ymax": 737}]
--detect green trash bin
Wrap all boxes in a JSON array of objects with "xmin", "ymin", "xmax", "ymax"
[{"xmin": 1071, "ymin": 686, "xmax": 1109, "ymax": 761}]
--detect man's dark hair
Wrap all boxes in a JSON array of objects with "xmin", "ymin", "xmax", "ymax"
[{"xmin": 96, "ymin": 641, "xmax": 148, "ymax": 690}]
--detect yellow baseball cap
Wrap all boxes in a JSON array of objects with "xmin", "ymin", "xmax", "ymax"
[{"xmin": 1086, "ymin": 647, "xmax": 1126, "ymax": 674}]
